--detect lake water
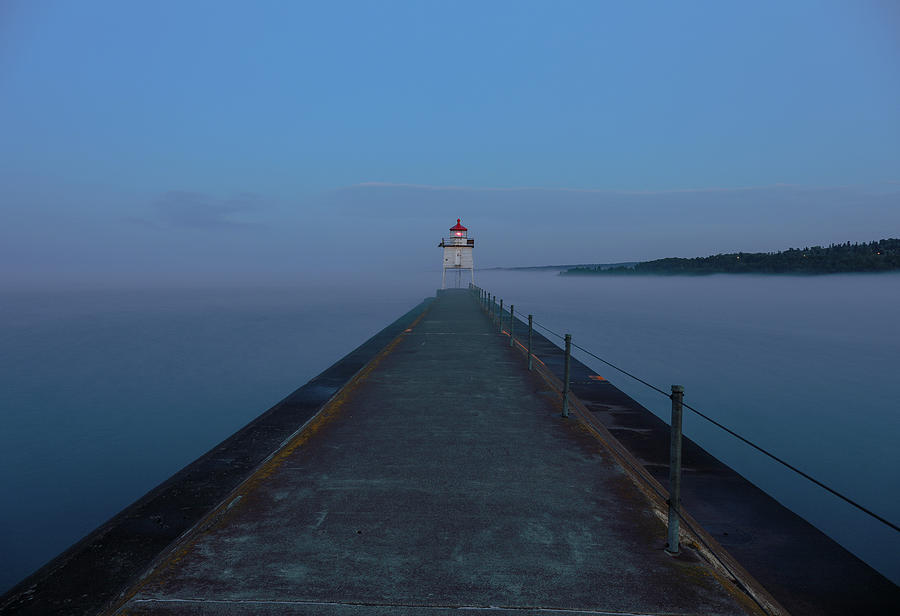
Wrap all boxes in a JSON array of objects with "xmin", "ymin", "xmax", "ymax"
[{"xmin": 1, "ymin": 271, "xmax": 898, "ymax": 592}]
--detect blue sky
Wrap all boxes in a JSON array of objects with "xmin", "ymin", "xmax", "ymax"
[{"xmin": 1, "ymin": 1, "xmax": 898, "ymax": 284}]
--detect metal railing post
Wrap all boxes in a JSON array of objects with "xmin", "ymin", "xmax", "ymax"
[
  {"xmin": 509, "ymin": 304, "xmax": 515, "ymax": 346},
  {"xmin": 666, "ymin": 385, "xmax": 684, "ymax": 555},
  {"xmin": 562, "ymin": 334, "xmax": 571, "ymax": 417},
  {"xmin": 527, "ymin": 315, "xmax": 533, "ymax": 370},
  {"xmin": 499, "ymin": 299, "xmax": 504, "ymax": 333}
]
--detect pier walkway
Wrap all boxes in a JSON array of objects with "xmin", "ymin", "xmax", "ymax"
[{"xmin": 110, "ymin": 289, "xmax": 760, "ymax": 615}]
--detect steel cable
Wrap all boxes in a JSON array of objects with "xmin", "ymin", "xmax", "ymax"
[
  {"xmin": 680, "ymin": 399, "xmax": 900, "ymax": 533},
  {"xmin": 570, "ymin": 341, "xmax": 671, "ymax": 399},
  {"xmin": 488, "ymin": 288, "xmax": 900, "ymax": 534},
  {"xmin": 513, "ymin": 309, "xmax": 565, "ymax": 340}
]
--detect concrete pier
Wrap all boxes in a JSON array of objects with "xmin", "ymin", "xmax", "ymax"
[
  {"xmin": 105, "ymin": 289, "xmax": 762, "ymax": 615},
  {"xmin": 4, "ymin": 288, "xmax": 897, "ymax": 615}
]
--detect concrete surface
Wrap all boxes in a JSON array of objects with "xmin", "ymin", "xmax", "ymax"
[{"xmin": 110, "ymin": 289, "xmax": 759, "ymax": 616}]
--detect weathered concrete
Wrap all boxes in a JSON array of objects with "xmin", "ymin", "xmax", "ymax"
[
  {"xmin": 108, "ymin": 289, "xmax": 759, "ymax": 616},
  {"xmin": 0, "ymin": 299, "xmax": 433, "ymax": 616}
]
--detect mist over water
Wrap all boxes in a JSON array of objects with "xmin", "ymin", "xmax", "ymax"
[{"xmin": 1, "ymin": 271, "xmax": 898, "ymax": 592}]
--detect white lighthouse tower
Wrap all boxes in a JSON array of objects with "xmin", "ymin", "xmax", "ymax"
[{"xmin": 439, "ymin": 218, "xmax": 475, "ymax": 289}]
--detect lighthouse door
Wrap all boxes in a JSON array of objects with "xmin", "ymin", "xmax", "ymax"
[{"xmin": 455, "ymin": 249, "xmax": 461, "ymax": 266}]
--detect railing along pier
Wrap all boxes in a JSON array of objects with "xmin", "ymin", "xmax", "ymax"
[{"xmin": 468, "ymin": 282, "xmax": 900, "ymax": 562}]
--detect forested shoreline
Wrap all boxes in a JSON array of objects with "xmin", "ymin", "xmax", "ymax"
[{"xmin": 563, "ymin": 239, "xmax": 900, "ymax": 275}]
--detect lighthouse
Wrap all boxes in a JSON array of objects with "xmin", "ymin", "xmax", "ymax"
[{"xmin": 438, "ymin": 218, "xmax": 475, "ymax": 289}]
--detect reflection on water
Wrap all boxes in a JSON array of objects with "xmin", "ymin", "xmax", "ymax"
[{"xmin": 1, "ymin": 270, "xmax": 898, "ymax": 591}]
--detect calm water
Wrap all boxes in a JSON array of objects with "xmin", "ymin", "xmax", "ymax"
[{"xmin": 1, "ymin": 271, "xmax": 898, "ymax": 592}]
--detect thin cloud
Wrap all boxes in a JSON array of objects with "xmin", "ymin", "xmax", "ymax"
[
  {"xmin": 134, "ymin": 191, "xmax": 263, "ymax": 229},
  {"xmin": 350, "ymin": 181, "xmax": 811, "ymax": 196}
]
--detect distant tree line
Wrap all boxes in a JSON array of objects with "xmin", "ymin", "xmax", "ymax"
[{"xmin": 562, "ymin": 239, "xmax": 900, "ymax": 275}]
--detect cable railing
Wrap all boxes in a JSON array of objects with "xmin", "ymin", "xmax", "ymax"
[{"xmin": 470, "ymin": 284, "xmax": 900, "ymax": 538}]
